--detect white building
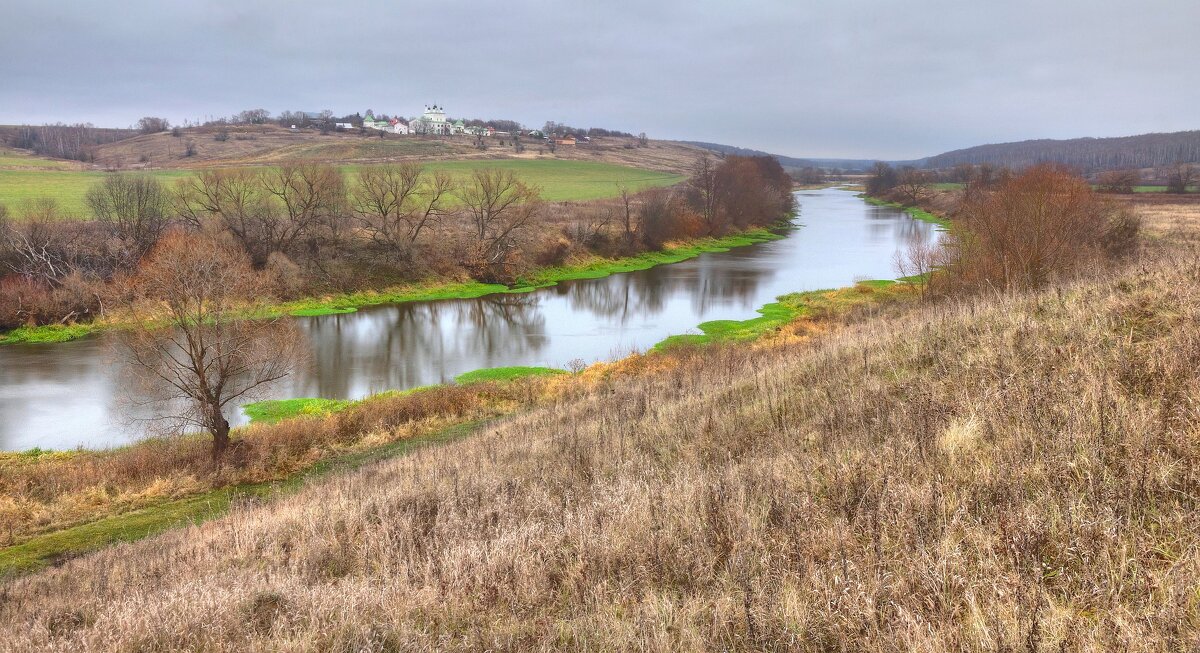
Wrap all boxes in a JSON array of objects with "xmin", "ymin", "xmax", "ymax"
[
  {"xmin": 411, "ymin": 104, "xmax": 450, "ymax": 135},
  {"xmin": 390, "ymin": 118, "xmax": 410, "ymax": 135}
]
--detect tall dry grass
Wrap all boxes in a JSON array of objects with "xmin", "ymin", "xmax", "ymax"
[
  {"xmin": 0, "ymin": 382, "xmax": 534, "ymax": 546},
  {"xmin": 3, "ymin": 240, "xmax": 1200, "ymax": 649}
]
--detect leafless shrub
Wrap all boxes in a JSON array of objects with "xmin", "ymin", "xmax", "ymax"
[{"xmin": 940, "ymin": 164, "xmax": 1138, "ymax": 293}]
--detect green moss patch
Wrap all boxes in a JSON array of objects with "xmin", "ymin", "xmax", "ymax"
[
  {"xmin": 0, "ymin": 323, "xmax": 98, "ymax": 344},
  {"xmin": 242, "ymin": 398, "xmax": 352, "ymax": 424},
  {"xmin": 655, "ymin": 300, "xmax": 803, "ymax": 350},
  {"xmin": 454, "ymin": 366, "xmax": 567, "ymax": 385}
]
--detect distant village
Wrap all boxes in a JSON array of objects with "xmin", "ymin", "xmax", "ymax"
[{"xmin": 278, "ymin": 104, "xmax": 633, "ymax": 146}]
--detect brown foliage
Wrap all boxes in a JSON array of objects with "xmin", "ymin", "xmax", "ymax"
[
  {"xmin": 1097, "ymin": 169, "xmax": 1140, "ymax": 194},
  {"xmin": 120, "ymin": 231, "xmax": 303, "ymax": 461},
  {"xmin": 939, "ymin": 165, "xmax": 1139, "ymax": 292}
]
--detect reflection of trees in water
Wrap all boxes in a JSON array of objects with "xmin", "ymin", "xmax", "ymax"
[
  {"xmin": 287, "ymin": 294, "xmax": 547, "ymax": 399},
  {"xmin": 455, "ymin": 294, "xmax": 547, "ymax": 359},
  {"xmin": 565, "ymin": 256, "xmax": 769, "ymax": 324},
  {"xmin": 895, "ymin": 218, "xmax": 935, "ymax": 248},
  {"xmin": 863, "ymin": 206, "xmax": 937, "ymax": 247},
  {"xmin": 688, "ymin": 261, "xmax": 766, "ymax": 315}
]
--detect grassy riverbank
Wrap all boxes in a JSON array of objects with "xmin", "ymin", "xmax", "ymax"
[
  {"xmin": 0, "ymin": 272, "xmax": 911, "ymax": 576},
  {"xmin": 0, "ymin": 226, "xmax": 787, "ymax": 345},
  {"xmin": 0, "ymin": 421, "xmax": 484, "ymax": 575},
  {"xmin": 7, "ymin": 245, "xmax": 1197, "ymax": 648}
]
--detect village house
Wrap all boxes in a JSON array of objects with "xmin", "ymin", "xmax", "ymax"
[
  {"xmin": 362, "ymin": 111, "xmax": 389, "ymax": 131},
  {"xmin": 389, "ymin": 118, "xmax": 410, "ymax": 134}
]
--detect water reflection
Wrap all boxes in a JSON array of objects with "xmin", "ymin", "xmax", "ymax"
[{"xmin": 0, "ymin": 188, "xmax": 937, "ymax": 451}]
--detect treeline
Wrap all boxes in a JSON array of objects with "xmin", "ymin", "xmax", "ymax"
[
  {"xmin": 1, "ymin": 124, "xmax": 137, "ymax": 161},
  {"xmin": 871, "ymin": 158, "xmax": 1199, "ymax": 196},
  {"xmin": 923, "ymin": 130, "xmax": 1200, "ymax": 173},
  {"xmin": 540, "ymin": 121, "xmax": 637, "ymax": 138},
  {"xmin": 0, "ymin": 155, "xmax": 793, "ymax": 331}
]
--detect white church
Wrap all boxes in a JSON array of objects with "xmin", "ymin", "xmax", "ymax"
[{"xmin": 410, "ymin": 104, "xmax": 450, "ymax": 135}]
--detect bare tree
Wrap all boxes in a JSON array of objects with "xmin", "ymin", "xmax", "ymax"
[
  {"xmin": 0, "ymin": 199, "xmax": 73, "ymax": 284},
  {"xmin": 85, "ymin": 174, "xmax": 171, "ymax": 261},
  {"xmin": 260, "ymin": 162, "xmax": 348, "ymax": 254},
  {"xmin": 894, "ymin": 231, "xmax": 941, "ymax": 300},
  {"xmin": 638, "ymin": 188, "xmax": 678, "ymax": 249},
  {"xmin": 949, "ymin": 165, "xmax": 1137, "ymax": 292},
  {"xmin": 687, "ymin": 154, "xmax": 723, "ymax": 234},
  {"xmin": 176, "ymin": 169, "xmax": 275, "ymax": 265},
  {"xmin": 895, "ymin": 166, "xmax": 933, "ymax": 204},
  {"xmin": 457, "ymin": 169, "xmax": 542, "ymax": 281},
  {"xmin": 235, "ymin": 109, "xmax": 271, "ymax": 125},
  {"xmin": 617, "ymin": 185, "xmax": 635, "ymax": 248},
  {"xmin": 1097, "ymin": 169, "xmax": 1140, "ymax": 194},
  {"xmin": 1166, "ymin": 163, "xmax": 1196, "ymax": 194},
  {"xmin": 120, "ymin": 232, "xmax": 302, "ymax": 462},
  {"xmin": 352, "ymin": 163, "xmax": 454, "ymax": 252}
]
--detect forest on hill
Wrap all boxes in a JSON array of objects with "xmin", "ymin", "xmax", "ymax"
[{"xmin": 922, "ymin": 130, "xmax": 1200, "ymax": 172}]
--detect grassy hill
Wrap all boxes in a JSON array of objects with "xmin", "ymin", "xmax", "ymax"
[
  {"xmin": 0, "ymin": 125, "xmax": 701, "ymax": 216},
  {"xmin": 2, "ymin": 196, "xmax": 1198, "ymax": 649},
  {"xmin": 0, "ymin": 158, "xmax": 685, "ymax": 217}
]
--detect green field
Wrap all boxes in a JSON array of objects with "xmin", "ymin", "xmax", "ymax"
[{"xmin": 0, "ymin": 159, "xmax": 685, "ymax": 218}]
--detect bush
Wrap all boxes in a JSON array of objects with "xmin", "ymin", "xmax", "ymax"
[{"xmin": 940, "ymin": 165, "xmax": 1139, "ymax": 293}]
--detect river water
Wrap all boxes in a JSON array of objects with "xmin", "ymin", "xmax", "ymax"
[{"xmin": 0, "ymin": 188, "xmax": 938, "ymax": 451}]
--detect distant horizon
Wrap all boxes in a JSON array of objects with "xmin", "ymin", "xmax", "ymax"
[{"xmin": 6, "ymin": 112, "xmax": 1197, "ymax": 165}]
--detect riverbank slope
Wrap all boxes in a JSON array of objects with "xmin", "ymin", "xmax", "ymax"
[{"xmin": 3, "ymin": 226, "xmax": 1199, "ymax": 648}]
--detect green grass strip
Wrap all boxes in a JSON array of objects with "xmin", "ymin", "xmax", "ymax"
[
  {"xmin": 0, "ymin": 323, "xmax": 98, "ymax": 344},
  {"xmin": 454, "ymin": 366, "xmax": 567, "ymax": 385},
  {"xmin": 241, "ymin": 397, "xmax": 352, "ymax": 424},
  {"xmin": 654, "ymin": 299, "xmax": 804, "ymax": 350}
]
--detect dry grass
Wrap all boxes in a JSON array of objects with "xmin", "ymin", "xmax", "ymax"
[
  {"xmin": 0, "ymin": 383, "xmax": 537, "ymax": 548},
  {"xmin": 84, "ymin": 125, "xmax": 706, "ymax": 176},
  {"xmin": 4, "ymin": 228, "xmax": 1200, "ymax": 649}
]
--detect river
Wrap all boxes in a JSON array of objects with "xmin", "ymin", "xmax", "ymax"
[{"xmin": 0, "ymin": 188, "xmax": 938, "ymax": 451}]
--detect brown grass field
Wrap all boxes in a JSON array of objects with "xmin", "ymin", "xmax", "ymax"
[
  {"xmin": 79, "ymin": 125, "xmax": 708, "ymax": 176},
  {"xmin": 2, "ymin": 197, "xmax": 1200, "ymax": 650}
]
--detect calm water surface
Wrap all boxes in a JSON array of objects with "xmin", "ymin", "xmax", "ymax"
[{"xmin": 0, "ymin": 188, "xmax": 937, "ymax": 451}]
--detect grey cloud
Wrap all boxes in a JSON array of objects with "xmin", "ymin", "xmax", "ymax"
[{"xmin": 0, "ymin": 0, "xmax": 1196, "ymax": 159}]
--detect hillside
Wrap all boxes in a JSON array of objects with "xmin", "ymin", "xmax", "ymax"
[
  {"xmin": 61, "ymin": 125, "xmax": 707, "ymax": 176},
  {"xmin": 923, "ymin": 129, "xmax": 1200, "ymax": 172},
  {"xmin": 0, "ymin": 126, "xmax": 701, "ymax": 216},
  {"xmin": 2, "ymin": 195, "xmax": 1198, "ymax": 648}
]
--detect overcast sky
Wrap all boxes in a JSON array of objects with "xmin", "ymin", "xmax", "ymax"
[{"xmin": 1, "ymin": 0, "xmax": 1196, "ymax": 159}]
